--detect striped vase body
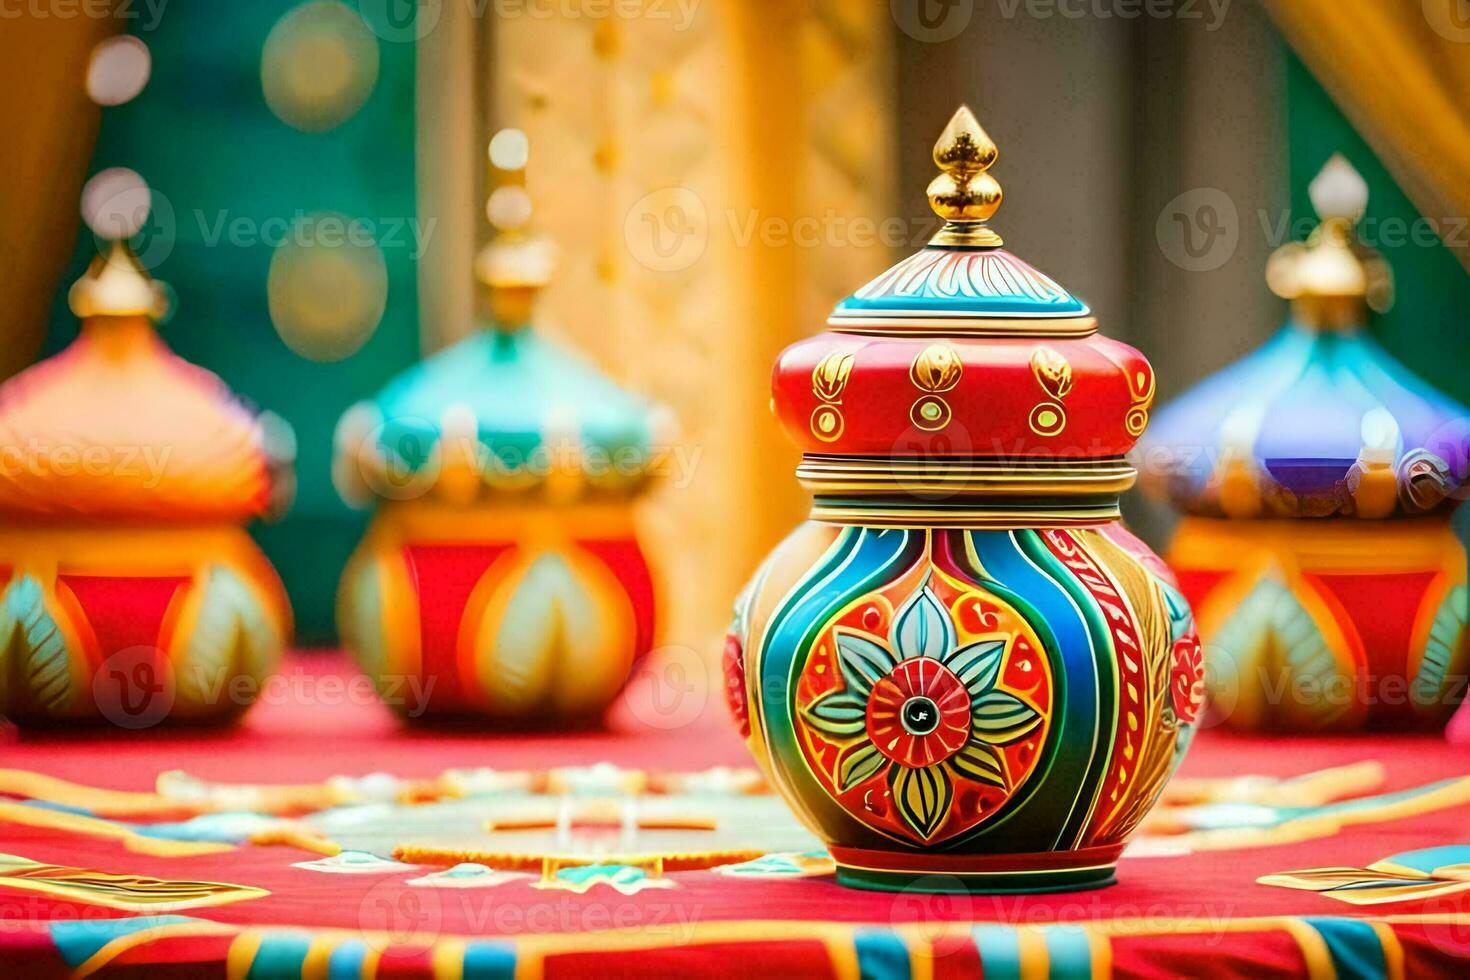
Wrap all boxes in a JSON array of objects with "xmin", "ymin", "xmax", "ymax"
[{"xmin": 725, "ymin": 521, "xmax": 1201, "ymax": 892}]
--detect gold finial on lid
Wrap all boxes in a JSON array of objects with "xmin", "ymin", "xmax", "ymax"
[
  {"xmin": 474, "ymin": 128, "xmax": 556, "ymax": 329},
  {"xmin": 927, "ymin": 105, "xmax": 1004, "ymax": 248},
  {"xmin": 1265, "ymin": 154, "xmax": 1392, "ymax": 329}
]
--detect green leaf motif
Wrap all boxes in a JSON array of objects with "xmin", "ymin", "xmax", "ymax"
[
  {"xmin": 891, "ymin": 584, "xmax": 955, "ymax": 661},
  {"xmin": 890, "ymin": 763, "xmax": 953, "ymax": 840},
  {"xmin": 1415, "ymin": 584, "xmax": 1467, "ymax": 709},
  {"xmin": 947, "ymin": 638, "xmax": 1005, "ymax": 696},
  {"xmin": 175, "ymin": 567, "xmax": 280, "ymax": 717},
  {"xmin": 834, "ymin": 631, "xmax": 894, "ymax": 697},
  {"xmin": 836, "ymin": 741, "xmax": 886, "ymax": 791},
  {"xmin": 1211, "ymin": 576, "xmax": 1346, "ymax": 728},
  {"xmin": 949, "ymin": 741, "xmax": 1007, "ymax": 788},
  {"xmin": 3, "ymin": 577, "xmax": 74, "ymax": 714},
  {"xmin": 802, "ymin": 691, "xmax": 869, "ymax": 739},
  {"xmin": 971, "ymin": 691, "xmax": 1042, "ymax": 744}
]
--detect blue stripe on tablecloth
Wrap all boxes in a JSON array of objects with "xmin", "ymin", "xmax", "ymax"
[
  {"xmin": 1304, "ymin": 917, "xmax": 1387, "ymax": 980},
  {"xmin": 854, "ymin": 928, "xmax": 911, "ymax": 980}
]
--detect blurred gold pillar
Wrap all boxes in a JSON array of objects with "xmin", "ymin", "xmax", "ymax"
[{"xmin": 485, "ymin": 1, "xmax": 895, "ymax": 650}]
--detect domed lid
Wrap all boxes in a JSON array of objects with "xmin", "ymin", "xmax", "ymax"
[
  {"xmin": 770, "ymin": 107, "xmax": 1155, "ymax": 528},
  {"xmin": 1139, "ymin": 156, "xmax": 1469, "ymax": 519},
  {"xmin": 828, "ymin": 105, "xmax": 1091, "ymax": 331},
  {"xmin": 0, "ymin": 232, "xmax": 292, "ymax": 523},
  {"xmin": 334, "ymin": 131, "xmax": 667, "ymax": 507}
]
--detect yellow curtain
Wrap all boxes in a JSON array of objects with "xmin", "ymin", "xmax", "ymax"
[
  {"xmin": 0, "ymin": 16, "xmax": 118, "ymax": 378},
  {"xmin": 1262, "ymin": 0, "xmax": 1470, "ymax": 271}
]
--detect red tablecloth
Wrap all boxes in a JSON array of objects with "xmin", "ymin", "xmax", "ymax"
[{"xmin": 2, "ymin": 651, "xmax": 1469, "ymax": 978}]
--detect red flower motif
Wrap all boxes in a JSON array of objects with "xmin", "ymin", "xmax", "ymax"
[
  {"xmin": 722, "ymin": 633, "xmax": 750, "ymax": 738},
  {"xmin": 866, "ymin": 658, "xmax": 972, "ymax": 768},
  {"xmin": 1170, "ymin": 631, "xmax": 1205, "ymax": 726}
]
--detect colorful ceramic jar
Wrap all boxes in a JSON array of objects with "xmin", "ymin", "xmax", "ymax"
[
  {"xmin": 724, "ymin": 108, "xmax": 1202, "ymax": 893},
  {"xmin": 1139, "ymin": 156, "xmax": 1469, "ymax": 732},
  {"xmin": 0, "ymin": 236, "xmax": 293, "ymax": 726},
  {"xmin": 334, "ymin": 134, "xmax": 664, "ymax": 723}
]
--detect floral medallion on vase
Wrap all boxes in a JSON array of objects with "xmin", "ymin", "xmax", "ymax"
[{"xmin": 796, "ymin": 574, "xmax": 1051, "ymax": 845}]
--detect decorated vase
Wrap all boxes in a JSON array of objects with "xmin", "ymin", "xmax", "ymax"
[
  {"xmin": 723, "ymin": 108, "xmax": 1202, "ymax": 893},
  {"xmin": 1139, "ymin": 156, "xmax": 1470, "ymax": 733},
  {"xmin": 0, "ymin": 238, "xmax": 293, "ymax": 726},
  {"xmin": 334, "ymin": 133, "xmax": 664, "ymax": 724}
]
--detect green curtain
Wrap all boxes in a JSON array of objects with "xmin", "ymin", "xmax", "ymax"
[{"xmin": 46, "ymin": 2, "xmax": 421, "ymax": 643}]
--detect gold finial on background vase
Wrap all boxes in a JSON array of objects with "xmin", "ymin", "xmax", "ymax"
[
  {"xmin": 474, "ymin": 127, "xmax": 556, "ymax": 330},
  {"xmin": 927, "ymin": 104, "xmax": 1004, "ymax": 248},
  {"xmin": 69, "ymin": 168, "xmax": 172, "ymax": 325},
  {"xmin": 1264, "ymin": 154, "xmax": 1393, "ymax": 330},
  {"xmin": 68, "ymin": 238, "xmax": 171, "ymax": 323}
]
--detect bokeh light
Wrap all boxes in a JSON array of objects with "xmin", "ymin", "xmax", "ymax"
[
  {"xmin": 261, "ymin": 1, "xmax": 380, "ymax": 133},
  {"xmin": 86, "ymin": 36, "xmax": 152, "ymax": 107},
  {"xmin": 488, "ymin": 128, "xmax": 530, "ymax": 171},
  {"xmin": 80, "ymin": 167, "xmax": 150, "ymax": 239},
  {"xmin": 267, "ymin": 212, "xmax": 387, "ymax": 361},
  {"xmin": 486, "ymin": 185, "xmax": 532, "ymax": 232}
]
